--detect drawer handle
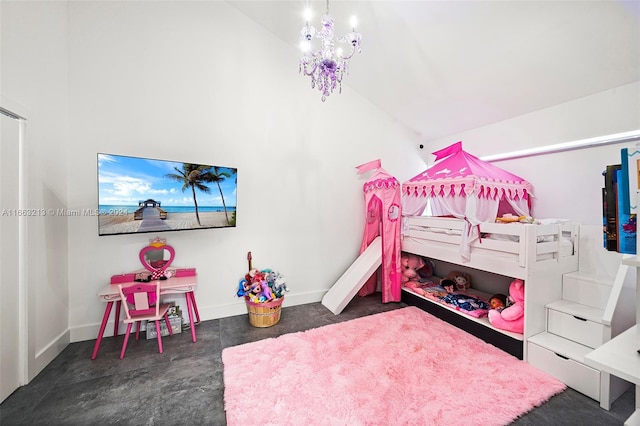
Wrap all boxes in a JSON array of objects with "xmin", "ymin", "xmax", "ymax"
[
  {"xmin": 573, "ymin": 316, "xmax": 587, "ymax": 321},
  {"xmin": 554, "ymin": 353, "xmax": 569, "ymax": 360}
]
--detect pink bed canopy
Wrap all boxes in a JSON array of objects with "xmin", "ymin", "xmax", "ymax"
[
  {"xmin": 402, "ymin": 141, "xmax": 533, "ymax": 261},
  {"xmin": 356, "ymin": 159, "xmax": 402, "ymax": 303}
]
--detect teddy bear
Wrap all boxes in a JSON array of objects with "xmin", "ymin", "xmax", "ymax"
[
  {"xmin": 487, "ymin": 279, "xmax": 524, "ymax": 334},
  {"xmin": 401, "ymin": 253, "xmax": 422, "ymax": 284},
  {"xmin": 440, "ymin": 271, "xmax": 471, "ymax": 293},
  {"xmin": 401, "ymin": 252, "xmax": 435, "ymax": 285}
]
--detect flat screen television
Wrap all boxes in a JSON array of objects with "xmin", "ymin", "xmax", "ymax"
[{"xmin": 97, "ymin": 153, "xmax": 237, "ymax": 236}]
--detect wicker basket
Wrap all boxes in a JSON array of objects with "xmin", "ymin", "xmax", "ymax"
[{"xmin": 245, "ymin": 297, "xmax": 284, "ymax": 327}]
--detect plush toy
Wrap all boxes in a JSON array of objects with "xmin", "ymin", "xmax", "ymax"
[
  {"xmin": 249, "ymin": 282, "xmax": 271, "ymax": 303},
  {"xmin": 496, "ymin": 214, "xmax": 536, "ymax": 224},
  {"xmin": 271, "ymin": 274, "xmax": 289, "ymax": 298},
  {"xmin": 488, "ymin": 279, "xmax": 524, "ymax": 334},
  {"xmin": 236, "ymin": 279, "xmax": 252, "ymax": 297},
  {"xmin": 495, "ymin": 213, "xmax": 522, "ymax": 223},
  {"xmin": 417, "ymin": 258, "xmax": 435, "ymax": 279},
  {"xmin": 260, "ymin": 282, "xmax": 274, "ymax": 301},
  {"xmin": 401, "ymin": 266, "xmax": 418, "ymax": 284},
  {"xmin": 401, "ymin": 252, "xmax": 435, "ymax": 284},
  {"xmin": 440, "ymin": 271, "xmax": 471, "ymax": 293},
  {"xmin": 401, "ymin": 253, "xmax": 422, "ymax": 282}
]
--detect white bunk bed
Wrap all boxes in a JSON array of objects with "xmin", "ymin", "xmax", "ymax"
[{"xmin": 401, "ymin": 216, "xmax": 580, "ymax": 359}]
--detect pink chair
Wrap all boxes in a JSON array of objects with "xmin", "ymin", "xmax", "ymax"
[{"xmin": 117, "ymin": 282, "xmax": 173, "ymax": 359}]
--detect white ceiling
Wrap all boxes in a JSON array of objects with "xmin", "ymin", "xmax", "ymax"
[{"xmin": 229, "ymin": 0, "xmax": 640, "ymax": 141}]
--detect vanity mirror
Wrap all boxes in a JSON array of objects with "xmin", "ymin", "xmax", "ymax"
[{"xmin": 139, "ymin": 237, "xmax": 175, "ymax": 279}]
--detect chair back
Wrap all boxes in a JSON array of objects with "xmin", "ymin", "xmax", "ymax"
[{"xmin": 118, "ymin": 282, "xmax": 160, "ymax": 319}]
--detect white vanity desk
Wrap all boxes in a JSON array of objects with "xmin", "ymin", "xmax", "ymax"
[{"xmin": 584, "ymin": 255, "xmax": 640, "ymax": 425}]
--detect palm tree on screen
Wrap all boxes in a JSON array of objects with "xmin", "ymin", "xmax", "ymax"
[
  {"xmin": 206, "ymin": 166, "xmax": 235, "ymax": 225},
  {"xmin": 164, "ymin": 164, "xmax": 213, "ymax": 226}
]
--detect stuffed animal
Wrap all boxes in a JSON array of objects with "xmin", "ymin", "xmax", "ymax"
[
  {"xmin": 401, "ymin": 252, "xmax": 434, "ymax": 284},
  {"xmin": 401, "ymin": 252, "xmax": 422, "ymax": 280},
  {"xmin": 496, "ymin": 214, "xmax": 536, "ymax": 224},
  {"xmin": 236, "ymin": 279, "xmax": 252, "ymax": 297},
  {"xmin": 417, "ymin": 258, "xmax": 435, "ymax": 279},
  {"xmin": 401, "ymin": 266, "xmax": 418, "ymax": 284},
  {"xmin": 272, "ymin": 274, "xmax": 289, "ymax": 298},
  {"xmin": 260, "ymin": 281, "xmax": 274, "ymax": 301},
  {"xmin": 440, "ymin": 271, "xmax": 471, "ymax": 293},
  {"xmin": 249, "ymin": 282, "xmax": 272, "ymax": 303},
  {"xmin": 488, "ymin": 279, "xmax": 524, "ymax": 334}
]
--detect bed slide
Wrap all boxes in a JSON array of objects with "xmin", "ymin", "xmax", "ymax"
[{"xmin": 321, "ymin": 236, "xmax": 382, "ymax": 315}]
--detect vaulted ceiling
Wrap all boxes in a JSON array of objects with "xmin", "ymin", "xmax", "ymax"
[{"xmin": 229, "ymin": 0, "xmax": 640, "ymax": 141}]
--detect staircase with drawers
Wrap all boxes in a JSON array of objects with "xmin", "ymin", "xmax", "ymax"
[{"xmin": 527, "ymin": 225, "xmax": 636, "ymax": 410}]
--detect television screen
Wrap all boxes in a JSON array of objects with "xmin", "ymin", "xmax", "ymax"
[{"xmin": 97, "ymin": 153, "xmax": 237, "ymax": 236}]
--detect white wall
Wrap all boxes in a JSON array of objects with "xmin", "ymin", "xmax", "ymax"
[
  {"xmin": 4, "ymin": 0, "xmax": 636, "ymax": 378},
  {"xmin": 64, "ymin": 2, "xmax": 424, "ymax": 342},
  {"xmin": 1, "ymin": 1, "xmax": 423, "ymax": 377},
  {"xmin": 1, "ymin": 1, "xmax": 70, "ymax": 380},
  {"xmin": 423, "ymin": 81, "xmax": 640, "ymax": 226}
]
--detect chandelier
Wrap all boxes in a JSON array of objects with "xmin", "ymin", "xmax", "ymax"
[{"xmin": 299, "ymin": 0, "xmax": 362, "ymax": 102}]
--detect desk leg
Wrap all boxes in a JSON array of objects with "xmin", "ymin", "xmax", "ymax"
[
  {"xmin": 113, "ymin": 301, "xmax": 121, "ymax": 337},
  {"xmin": 91, "ymin": 301, "xmax": 113, "ymax": 360},
  {"xmin": 189, "ymin": 291, "xmax": 200, "ymax": 324},
  {"xmin": 185, "ymin": 291, "xmax": 197, "ymax": 343}
]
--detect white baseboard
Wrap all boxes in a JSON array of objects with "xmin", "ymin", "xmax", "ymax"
[
  {"xmin": 69, "ymin": 290, "xmax": 327, "ymax": 343},
  {"xmin": 31, "ymin": 329, "xmax": 70, "ymax": 382}
]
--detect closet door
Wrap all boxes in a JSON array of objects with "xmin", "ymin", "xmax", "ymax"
[{"xmin": 0, "ymin": 111, "xmax": 22, "ymax": 402}]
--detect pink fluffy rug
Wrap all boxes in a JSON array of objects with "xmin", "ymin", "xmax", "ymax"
[{"xmin": 222, "ymin": 306, "xmax": 565, "ymax": 426}]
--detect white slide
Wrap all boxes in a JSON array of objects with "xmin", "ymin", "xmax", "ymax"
[{"xmin": 322, "ymin": 236, "xmax": 382, "ymax": 315}]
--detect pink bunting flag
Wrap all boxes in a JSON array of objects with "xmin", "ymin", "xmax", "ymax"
[
  {"xmin": 432, "ymin": 141, "xmax": 463, "ymax": 161},
  {"xmin": 356, "ymin": 159, "xmax": 382, "ymax": 174}
]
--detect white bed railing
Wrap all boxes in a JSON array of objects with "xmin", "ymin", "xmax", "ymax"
[{"xmin": 403, "ymin": 216, "xmax": 579, "ymax": 269}]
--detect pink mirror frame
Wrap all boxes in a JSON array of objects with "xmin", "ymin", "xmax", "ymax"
[{"xmin": 139, "ymin": 244, "xmax": 175, "ymax": 273}]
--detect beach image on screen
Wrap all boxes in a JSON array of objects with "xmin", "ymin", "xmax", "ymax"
[{"xmin": 97, "ymin": 153, "xmax": 237, "ymax": 236}]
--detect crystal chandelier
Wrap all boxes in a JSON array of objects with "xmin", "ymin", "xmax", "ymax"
[{"xmin": 299, "ymin": 0, "xmax": 362, "ymax": 102}]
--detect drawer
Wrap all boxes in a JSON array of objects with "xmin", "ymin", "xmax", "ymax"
[
  {"xmin": 547, "ymin": 309, "xmax": 604, "ymax": 348},
  {"xmin": 527, "ymin": 342, "xmax": 600, "ymax": 401}
]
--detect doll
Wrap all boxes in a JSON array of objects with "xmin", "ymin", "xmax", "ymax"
[
  {"xmin": 489, "ymin": 293, "xmax": 507, "ymax": 312},
  {"xmin": 250, "ymin": 283, "xmax": 267, "ymax": 302},
  {"xmin": 441, "ymin": 280, "xmax": 456, "ymax": 294},
  {"xmin": 440, "ymin": 271, "xmax": 471, "ymax": 293},
  {"xmin": 488, "ymin": 280, "xmax": 525, "ymax": 334}
]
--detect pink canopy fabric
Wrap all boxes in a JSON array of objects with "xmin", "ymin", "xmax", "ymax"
[
  {"xmin": 356, "ymin": 160, "xmax": 402, "ymax": 303},
  {"xmin": 402, "ymin": 142, "xmax": 533, "ymax": 261}
]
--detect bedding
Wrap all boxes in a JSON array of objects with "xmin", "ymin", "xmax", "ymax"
[
  {"xmin": 400, "ymin": 216, "xmax": 580, "ymax": 357},
  {"xmin": 404, "ymin": 279, "xmax": 491, "ymax": 319}
]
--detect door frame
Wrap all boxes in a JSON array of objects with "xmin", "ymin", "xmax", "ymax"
[{"xmin": 1, "ymin": 99, "xmax": 29, "ymax": 392}]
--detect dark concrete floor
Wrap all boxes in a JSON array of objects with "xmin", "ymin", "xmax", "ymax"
[{"xmin": 0, "ymin": 294, "xmax": 635, "ymax": 425}]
